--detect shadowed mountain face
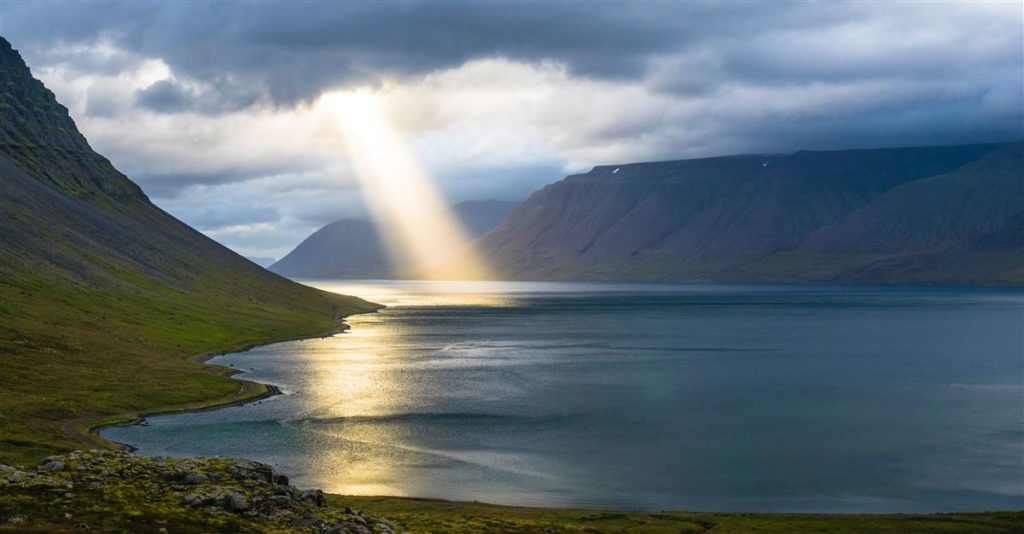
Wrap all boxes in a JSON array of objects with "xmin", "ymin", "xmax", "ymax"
[
  {"xmin": 476, "ymin": 143, "xmax": 1023, "ymax": 284},
  {"xmin": 270, "ymin": 199, "xmax": 519, "ymax": 278},
  {"xmin": 0, "ymin": 37, "xmax": 369, "ymax": 306},
  {"xmin": 0, "ymin": 37, "xmax": 376, "ymax": 461}
]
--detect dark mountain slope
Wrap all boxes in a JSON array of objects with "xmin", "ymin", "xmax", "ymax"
[
  {"xmin": 270, "ymin": 199, "xmax": 519, "ymax": 278},
  {"xmin": 0, "ymin": 36, "xmax": 378, "ymax": 463},
  {"xmin": 477, "ymin": 143, "xmax": 1021, "ymax": 283},
  {"xmin": 763, "ymin": 143, "xmax": 1024, "ymax": 283}
]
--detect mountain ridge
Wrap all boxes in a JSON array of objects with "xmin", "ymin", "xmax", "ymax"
[{"xmin": 476, "ymin": 141, "xmax": 1022, "ymax": 284}]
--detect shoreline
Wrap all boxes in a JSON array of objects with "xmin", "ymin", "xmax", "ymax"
[{"xmin": 64, "ymin": 312, "xmax": 378, "ymax": 453}]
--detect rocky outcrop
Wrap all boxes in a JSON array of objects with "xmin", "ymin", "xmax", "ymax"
[{"xmin": 0, "ymin": 450, "xmax": 398, "ymax": 533}]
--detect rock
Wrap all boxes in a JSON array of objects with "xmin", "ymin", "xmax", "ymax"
[
  {"xmin": 254, "ymin": 463, "xmax": 275, "ymax": 483},
  {"xmin": 7, "ymin": 515, "xmax": 25, "ymax": 524},
  {"xmin": 64, "ymin": 512, "xmax": 73, "ymax": 519},
  {"xmin": 73, "ymin": 523, "xmax": 90, "ymax": 530},
  {"xmin": 159, "ymin": 529, "xmax": 168, "ymax": 534},
  {"xmin": 273, "ymin": 473, "xmax": 289, "ymax": 485},
  {"xmin": 225, "ymin": 491, "xmax": 249, "ymax": 512},
  {"xmin": 291, "ymin": 512, "xmax": 321, "ymax": 528},
  {"xmin": 40, "ymin": 460, "xmax": 65, "ymax": 471},
  {"xmin": 182, "ymin": 471, "xmax": 207, "ymax": 484},
  {"xmin": 259, "ymin": 495, "xmax": 299, "ymax": 511},
  {"xmin": 227, "ymin": 460, "xmax": 275, "ymax": 485},
  {"xmin": 300, "ymin": 489, "xmax": 326, "ymax": 507},
  {"xmin": 64, "ymin": 492, "xmax": 75, "ymax": 499},
  {"xmin": 182, "ymin": 494, "xmax": 204, "ymax": 507}
]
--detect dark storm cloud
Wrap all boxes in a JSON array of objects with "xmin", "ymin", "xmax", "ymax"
[
  {"xmin": 4, "ymin": 1, "xmax": 1020, "ymax": 137},
  {"xmin": 5, "ymin": 1, "xmax": 703, "ymax": 103},
  {"xmin": 3, "ymin": 2, "xmax": 1011, "ymax": 101},
  {"xmin": 3, "ymin": 1, "xmax": 1020, "ymax": 133}
]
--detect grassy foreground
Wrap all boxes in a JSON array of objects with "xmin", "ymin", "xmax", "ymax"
[
  {"xmin": 0, "ymin": 451, "xmax": 1019, "ymax": 533},
  {"xmin": 336, "ymin": 497, "xmax": 1023, "ymax": 533}
]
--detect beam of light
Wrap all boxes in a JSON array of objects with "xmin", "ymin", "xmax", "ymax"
[{"xmin": 319, "ymin": 90, "xmax": 491, "ymax": 280}]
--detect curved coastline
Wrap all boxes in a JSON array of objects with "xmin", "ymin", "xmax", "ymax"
[{"xmin": 65, "ymin": 310, "xmax": 380, "ymax": 453}]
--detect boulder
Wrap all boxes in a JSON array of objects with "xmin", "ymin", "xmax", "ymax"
[
  {"xmin": 224, "ymin": 491, "xmax": 250, "ymax": 512},
  {"xmin": 40, "ymin": 460, "xmax": 65, "ymax": 471},
  {"xmin": 301, "ymin": 489, "xmax": 326, "ymax": 507},
  {"xmin": 183, "ymin": 471, "xmax": 208, "ymax": 484}
]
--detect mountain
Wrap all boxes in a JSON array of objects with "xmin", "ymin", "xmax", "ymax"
[
  {"xmin": 270, "ymin": 199, "xmax": 519, "ymax": 278},
  {"xmin": 0, "ymin": 36, "xmax": 378, "ymax": 463},
  {"xmin": 270, "ymin": 219, "xmax": 389, "ymax": 278},
  {"xmin": 246, "ymin": 256, "xmax": 277, "ymax": 268},
  {"xmin": 476, "ymin": 143, "xmax": 1023, "ymax": 284}
]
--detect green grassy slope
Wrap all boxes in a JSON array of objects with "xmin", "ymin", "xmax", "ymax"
[{"xmin": 0, "ymin": 36, "xmax": 379, "ymax": 464}]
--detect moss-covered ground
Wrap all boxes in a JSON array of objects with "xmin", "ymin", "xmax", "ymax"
[{"xmin": 336, "ymin": 496, "xmax": 1023, "ymax": 533}]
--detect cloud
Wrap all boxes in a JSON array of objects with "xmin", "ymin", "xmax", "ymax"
[
  {"xmin": 5, "ymin": 2, "xmax": 1020, "ymax": 106},
  {"xmin": 135, "ymin": 80, "xmax": 194, "ymax": 113},
  {"xmin": 0, "ymin": 0, "xmax": 1020, "ymax": 258}
]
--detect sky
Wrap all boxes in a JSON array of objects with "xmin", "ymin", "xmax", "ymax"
[{"xmin": 1, "ymin": 1, "xmax": 1021, "ymax": 259}]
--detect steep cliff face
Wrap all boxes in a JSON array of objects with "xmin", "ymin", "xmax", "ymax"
[
  {"xmin": 0, "ymin": 38, "xmax": 142, "ymax": 201},
  {"xmin": 476, "ymin": 143, "xmax": 1021, "ymax": 283},
  {"xmin": 0, "ymin": 36, "xmax": 377, "ymax": 462},
  {"xmin": 270, "ymin": 199, "xmax": 519, "ymax": 278}
]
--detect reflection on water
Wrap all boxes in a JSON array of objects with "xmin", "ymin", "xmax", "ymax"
[
  {"xmin": 308, "ymin": 279, "xmax": 563, "ymax": 307},
  {"xmin": 103, "ymin": 281, "xmax": 1024, "ymax": 512},
  {"xmin": 301, "ymin": 328, "xmax": 404, "ymax": 496}
]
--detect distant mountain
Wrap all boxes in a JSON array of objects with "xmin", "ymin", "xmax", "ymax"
[
  {"xmin": 0, "ymin": 37, "xmax": 377, "ymax": 462},
  {"xmin": 476, "ymin": 143, "xmax": 1023, "ymax": 284},
  {"xmin": 270, "ymin": 199, "xmax": 519, "ymax": 278},
  {"xmin": 246, "ymin": 257, "xmax": 277, "ymax": 268}
]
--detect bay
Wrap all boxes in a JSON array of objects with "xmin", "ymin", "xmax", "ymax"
[{"xmin": 103, "ymin": 281, "xmax": 1024, "ymax": 512}]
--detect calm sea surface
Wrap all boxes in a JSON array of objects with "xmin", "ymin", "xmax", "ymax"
[{"xmin": 103, "ymin": 281, "xmax": 1024, "ymax": 512}]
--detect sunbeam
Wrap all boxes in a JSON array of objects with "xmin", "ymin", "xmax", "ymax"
[{"xmin": 320, "ymin": 90, "xmax": 491, "ymax": 280}]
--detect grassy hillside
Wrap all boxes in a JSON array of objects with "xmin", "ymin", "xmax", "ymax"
[{"xmin": 0, "ymin": 36, "xmax": 380, "ymax": 464}]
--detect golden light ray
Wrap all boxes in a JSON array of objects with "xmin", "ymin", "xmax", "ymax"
[{"xmin": 319, "ymin": 90, "xmax": 491, "ymax": 280}]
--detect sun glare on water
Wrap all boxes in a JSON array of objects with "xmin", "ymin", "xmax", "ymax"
[{"xmin": 319, "ymin": 90, "xmax": 491, "ymax": 280}]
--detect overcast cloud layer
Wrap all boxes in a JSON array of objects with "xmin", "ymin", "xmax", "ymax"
[{"xmin": 1, "ymin": 1, "xmax": 1021, "ymax": 258}]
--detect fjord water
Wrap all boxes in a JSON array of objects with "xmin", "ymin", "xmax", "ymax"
[{"xmin": 104, "ymin": 282, "xmax": 1024, "ymax": 512}]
